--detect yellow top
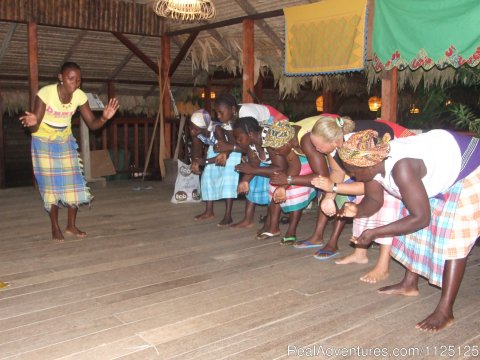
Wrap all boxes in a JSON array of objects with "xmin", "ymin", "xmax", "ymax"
[
  {"xmin": 33, "ymin": 84, "xmax": 88, "ymax": 140},
  {"xmin": 291, "ymin": 115, "xmax": 322, "ymax": 155}
]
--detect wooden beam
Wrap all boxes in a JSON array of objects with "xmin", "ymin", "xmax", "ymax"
[
  {"xmin": 112, "ymin": 32, "xmax": 159, "ymax": 74},
  {"xmin": 165, "ymin": 9, "xmax": 284, "ymax": 36},
  {"xmin": 27, "ymin": 21, "xmax": 39, "ymax": 110},
  {"xmin": 98, "ymin": 36, "xmax": 147, "ymax": 95},
  {"xmin": 169, "ymin": 31, "xmax": 199, "ymax": 77},
  {"xmin": 233, "ymin": 0, "xmax": 283, "ymax": 51},
  {"xmin": 63, "ymin": 30, "xmax": 87, "ymax": 64},
  {"xmin": 381, "ymin": 68, "xmax": 398, "ymax": 123},
  {"xmin": 0, "ymin": 23, "xmax": 17, "ymax": 65},
  {"xmin": 366, "ymin": 0, "xmax": 375, "ymax": 61},
  {"xmin": 242, "ymin": 19, "xmax": 254, "ymax": 103}
]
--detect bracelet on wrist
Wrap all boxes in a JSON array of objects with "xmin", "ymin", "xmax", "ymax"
[
  {"xmin": 332, "ymin": 183, "xmax": 338, "ymax": 193},
  {"xmin": 287, "ymin": 175, "xmax": 293, "ymax": 185}
]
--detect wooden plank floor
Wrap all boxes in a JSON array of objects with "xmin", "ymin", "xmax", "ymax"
[{"xmin": 0, "ymin": 181, "xmax": 479, "ymax": 360}]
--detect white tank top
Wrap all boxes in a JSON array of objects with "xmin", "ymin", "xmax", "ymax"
[{"xmin": 374, "ymin": 130, "xmax": 461, "ymax": 198}]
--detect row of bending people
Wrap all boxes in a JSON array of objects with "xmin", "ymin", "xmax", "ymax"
[
  {"xmin": 336, "ymin": 129, "xmax": 480, "ymax": 332},
  {"xmin": 189, "ymin": 94, "xmax": 288, "ymax": 227}
]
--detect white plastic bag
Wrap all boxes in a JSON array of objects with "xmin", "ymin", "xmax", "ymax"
[{"xmin": 170, "ymin": 160, "xmax": 201, "ymax": 203}]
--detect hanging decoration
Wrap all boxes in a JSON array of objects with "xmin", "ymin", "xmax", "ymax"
[
  {"xmin": 316, "ymin": 96, "xmax": 324, "ymax": 112},
  {"xmin": 372, "ymin": 0, "xmax": 480, "ymax": 72},
  {"xmin": 368, "ymin": 96, "xmax": 381, "ymax": 112},
  {"xmin": 153, "ymin": 0, "xmax": 215, "ymax": 22}
]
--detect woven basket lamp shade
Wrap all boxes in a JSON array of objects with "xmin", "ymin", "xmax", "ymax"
[
  {"xmin": 153, "ymin": 0, "xmax": 216, "ymax": 22},
  {"xmin": 368, "ymin": 96, "xmax": 382, "ymax": 112},
  {"xmin": 315, "ymin": 96, "xmax": 324, "ymax": 112}
]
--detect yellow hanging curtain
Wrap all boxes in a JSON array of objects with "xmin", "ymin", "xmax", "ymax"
[{"xmin": 284, "ymin": 0, "xmax": 368, "ymax": 75}]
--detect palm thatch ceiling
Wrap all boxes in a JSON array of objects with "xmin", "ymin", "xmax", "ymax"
[{"xmin": 1, "ymin": 0, "xmax": 338, "ymax": 114}]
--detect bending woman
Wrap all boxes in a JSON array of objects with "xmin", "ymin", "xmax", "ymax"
[{"xmin": 338, "ymin": 129, "xmax": 480, "ymax": 331}]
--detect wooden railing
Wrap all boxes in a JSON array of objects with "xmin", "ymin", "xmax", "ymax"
[{"xmin": 73, "ymin": 116, "xmax": 190, "ymax": 178}]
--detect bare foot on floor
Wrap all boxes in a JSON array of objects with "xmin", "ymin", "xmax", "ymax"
[
  {"xmin": 65, "ymin": 227, "xmax": 87, "ymax": 239},
  {"xmin": 194, "ymin": 212, "xmax": 214, "ymax": 221},
  {"xmin": 377, "ymin": 283, "xmax": 419, "ymax": 297},
  {"xmin": 52, "ymin": 228, "xmax": 65, "ymax": 243},
  {"xmin": 416, "ymin": 311, "xmax": 454, "ymax": 332},
  {"xmin": 230, "ymin": 220, "xmax": 254, "ymax": 229},
  {"xmin": 335, "ymin": 252, "xmax": 369, "ymax": 265},
  {"xmin": 217, "ymin": 218, "xmax": 233, "ymax": 227},
  {"xmin": 360, "ymin": 269, "xmax": 389, "ymax": 283}
]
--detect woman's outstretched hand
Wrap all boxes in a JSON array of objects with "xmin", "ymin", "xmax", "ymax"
[
  {"xmin": 102, "ymin": 98, "xmax": 119, "ymax": 121},
  {"xmin": 19, "ymin": 112, "xmax": 38, "ymax": 127},
  {"xmin": 338, "ymin": 202, "xmax": 358, "ymax": 218},
  {"xmin": 311, "ymin": 175, "xmax": 333, "ymax": 192}
]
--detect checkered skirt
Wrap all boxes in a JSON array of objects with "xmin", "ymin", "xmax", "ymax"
[
  {"xmin": 391, "ymin": 166, "xmax": 480, "ymax": 287},
  {"xmin": 31, "ymin": 135, "xmax": 92, "ymax": 211},
  {"xmin": 246, "ymin": 164, "xmax": 270, "ymax": 205},
  {"xmin": 200, "ymin": 146, "xmax": 241, "ymax": 201}
]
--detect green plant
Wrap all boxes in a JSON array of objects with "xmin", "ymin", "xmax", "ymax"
[{"xmin": 450, "ymin": 104, "xmax": 480, "ymax": 136}]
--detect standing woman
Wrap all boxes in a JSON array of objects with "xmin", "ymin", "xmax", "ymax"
[
  {"xmin": 195, "ymin": 93, "xmax": 242, "ymax": 226},
  {"xmin": 19, "ymin": 62, "xmax": 119, "ymax": 242}
]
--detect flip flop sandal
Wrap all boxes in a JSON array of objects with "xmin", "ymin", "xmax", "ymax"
[
  {"xmin": 313, "ymin": 249, "xmax": 340, "ymax": 260},
  {"xmin": 293, "ymin": 240, "xmax": 324, "ymax": 249},
  {"xmin": 280, "ymin": 236, "xmax": 296, "ymax": 245},
  {"xmin": 256, "ymin": 231, "xmax": 281, "ymax": 241}
]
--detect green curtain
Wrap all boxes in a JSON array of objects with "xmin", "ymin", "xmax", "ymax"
[{"xmin": 372, "ymin": 0, "xmax": 480, "ymax": 71}]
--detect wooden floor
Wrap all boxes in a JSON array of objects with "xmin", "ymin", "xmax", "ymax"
[{"xmin": 0, "ymin": 181, "xmax": 479, "ymax": 360}]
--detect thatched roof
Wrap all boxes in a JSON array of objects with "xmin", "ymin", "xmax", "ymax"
[{"xmin": 0, "ymin": 0, "xmax": 475, "ymax": 115}]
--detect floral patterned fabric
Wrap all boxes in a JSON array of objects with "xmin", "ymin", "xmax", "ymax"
[{"xmin": 372, "ymin": 0, "xmax": 480, "ymax": 72}]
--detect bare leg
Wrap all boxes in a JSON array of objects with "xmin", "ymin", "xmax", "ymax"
[
  {"xmin": 49, "ymin": 205, "xmax": 64, "ymax": 243},
  {"xmin": 335, "ymin": 247, "xmax": 369, "ymax": 265},
  {"xmin": 300, "ymin": 207, "xmax": 328, "ymax": 245},
  {"xmin": 64, "ymin": 206, "xmax": 86, "ymax": 238},
  {"xmin": 320, "ymin": 217, "xmax": 346, "ymax": 253},
  {"xmin": 416, "ymin": 258, "xmax": 466, "ymax": 332},
  {"xmin": 230, "ymin": 200, "xmax": 256, "ymax": 228},
  {"xmin": 378, "ymin": 269, "xmax": 419, "ymax": 297},
  {"xmin": 218, "ymin": 199, "xmax": 234, "ymax": 226},
  {"xmin": 194, "ymin": 201, "xmax": 215, "ymax": 220},
  {"xmin": 360, "ymin": 244, "xmax": 391, "ymax": 283},
  {"xmin": 283, "ymin": 210, "xmax": 302, "ymax": 239},
  {"xmin": 256, "ymin": 204, "xmax": 280, "ymax": 237}
]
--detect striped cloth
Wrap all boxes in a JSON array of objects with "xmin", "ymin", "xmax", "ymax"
[
  {"xmin": 200, "ymin": 146, "xmax": 241, "ymax": 201},
  {"xmin": 269, "ymin": 155, "xmax": 316, "ymax": 212},
  {"xmin": 353, "ymin": 190, "xmax": 403, "ymax": 245},
  {"xmin": 246, "ymin": 163, "xmax": 270, "ymax": 205},
  {"xmin": 391, "ymin": 166, "xmax": 480, "ymax": 287},
  {"xmin": 32, "ymin": 135, "xmax": 92, "ymax": 211}
]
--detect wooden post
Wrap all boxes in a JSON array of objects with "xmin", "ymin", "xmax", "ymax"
[
  {"xmin": 254, "ymin": 74, "xmax": 263, "ymax": 103},
  {"xmin": 381, "ymin": 68, "xmax": 398, "ymax": 123},
  {"xmin": 242, "ymin": 19, "xmax": 254, "ymax": 103},
  {"xmin": 204, "ymin": 78, "xmax": 212, "ymax": 113},
  {"xmin": 0, "ymin": 90, "xmax": 5, "ymax": 188},
  {"xmin": 27, "ymin": 21, "xmax": 39, "ymax": 111},
  {"xmin": 104, "ymin": 81, "xmax": 115, "ymax": 149},
  {"xmin": 161, "ymin": 35, "xmax": 171, "ymax": 158},
  {"xmin": 323, "ymin": 91, "xmax": 335, "ymax": 114}
]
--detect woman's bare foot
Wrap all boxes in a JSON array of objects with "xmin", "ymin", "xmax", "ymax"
[
  {"xmin": 377, "ymin": 282, "xmax": 419, "ymax": 297},
  {"xmin": 415, "ymin": 310, "xmax": 454, "ymax": 332},
  {"xmin": 230, "ymin": 219, "xmax": 254, "ymax": 229},
  {"xmin": 194, "ymin": 211, "xmax": 214, "ymax": 221},
  {"xmin": 52, "ymin": 228, "xmax": 65, "ymax": 243},
  {"xmin": 217, "ymin": 218, "xmax": 233, "ymax": 227},
  {"xmin": 335, "ymin": 251, "xmax": 369, "ymax": 265},
  {"xmin": 360, "ymin": 268, "xmax": 389, "ymax": 283},
  {"xmin": 65, "ymin": 226, "xmax": 87, "ymax": 239}
]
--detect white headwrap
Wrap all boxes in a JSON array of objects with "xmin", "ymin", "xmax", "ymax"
[
  {"xmin": 239, "ymin": 103, "xmax": 271, "ymax": 126},
  {"xmin": 190, "ymin": 109, "xmax": 214, "ymax": 132}
]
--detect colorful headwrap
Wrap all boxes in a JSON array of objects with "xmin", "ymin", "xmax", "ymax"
[
  {"xmin": 263, "ymin": 120, "xmax": 296, "ymax": 148},
  {"xmin": 338, "ymin": 129, "xmax": 391, "ymax": 167},
  {"xmin": 190, "ymin": 109, "xmax": 213, "ymax": 131}
]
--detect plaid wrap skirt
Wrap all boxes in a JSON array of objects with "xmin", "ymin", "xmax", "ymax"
[
  {"xmin": 246, "ymin": 164, "xmax": 270, "ymax": 205},
  {"xmin": 31, "ymin": 134, "xmax": 92, "ymax": 211},
  {"xmin": 391, "ymin": 166, "xmax": 480, "ymax": 287}
]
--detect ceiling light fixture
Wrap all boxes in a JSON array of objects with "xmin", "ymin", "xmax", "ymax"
[{"xmin": 153, "ymin": 0, "xmax": 216, "ymax": 22}]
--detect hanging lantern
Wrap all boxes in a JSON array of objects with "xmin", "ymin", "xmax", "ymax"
[
  {"xmin": 201, "ymin": 90, "xmax": 216, "ymax": 99},
  {"xmin": 315, "ymin": 96, "xmax": 324, "ymax": 112},
  {"xmin": 409, "ymin": 104, "xmax": 421, "ymax": 114},
  {"xmin": 368, "ymin": 96, "xmax": 381, "ymax": 112},
  {"xmin": 153, "ymin": 0, "xmax": 216, "ymax": 22}
]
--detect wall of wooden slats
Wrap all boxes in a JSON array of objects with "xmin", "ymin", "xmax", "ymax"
[{"xmin": 0, "ymin": 0, "xmax": 163, "ymax": 36}]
